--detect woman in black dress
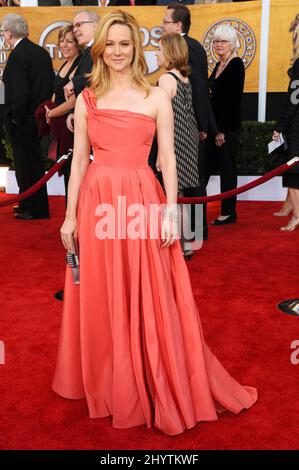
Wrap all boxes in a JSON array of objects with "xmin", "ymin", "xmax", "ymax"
[
  {"xmin": 45, "ymin": 25, "xmax": 81, "ymax": 194},
  {"xmin": 272, "ymin": 47, "xmax": 299, "ymax": 231},
  {"xmin": 205, "ymin": 23, "xmax": 245, "ymax": 225}
]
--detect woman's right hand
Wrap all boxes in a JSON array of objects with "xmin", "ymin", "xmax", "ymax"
[{"xmin": 60, "ymin": 217, "xmax": 77, "ymax": 252}]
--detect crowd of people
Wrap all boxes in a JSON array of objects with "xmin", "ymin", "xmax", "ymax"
[
  {"xmin": 0, "ymin": 1, "xmax": 256, "ymax": 8},
  {"xmin": 2, "ymin": 3, "xmax": 248, "ymax": 239},
  {"xmin": 2, "ymin": 1, "xmax": 297, "ymax": 233}
]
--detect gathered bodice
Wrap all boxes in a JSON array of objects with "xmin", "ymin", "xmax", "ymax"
[{"xmin": 82, "ymin": 88, "xmax": 156, "ymax": 169}]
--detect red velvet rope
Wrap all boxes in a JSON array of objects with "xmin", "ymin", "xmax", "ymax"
[
  {"xmin": 0, "ymin": 156, "xmax": 68, "ymax": 208},
  {"xmin": 178, "ymin": 158, "xmax": 299, "ymax": 204},
  {"xmin": 0, "ymin": 156, "xmax": 298, "ymax": 209}
]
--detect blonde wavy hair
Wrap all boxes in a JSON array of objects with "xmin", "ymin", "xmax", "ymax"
[{"xmin": 89, "ymin": 10, "xmax": 150, "ymax": 98}]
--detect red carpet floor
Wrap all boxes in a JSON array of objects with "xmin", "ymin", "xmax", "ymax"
[{"xmin": 0, "ymin": 195, "xmax": 299, "ymax": 450}]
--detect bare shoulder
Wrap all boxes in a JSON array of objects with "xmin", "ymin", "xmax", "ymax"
[
  {"xmin": 158, "ymin": 73, "xmax": 175, "ymax": 86},
  {"xmin": 75, "ymin": 92, "xmax": 87, "ymax": 114},
  {"xmin": 148, "ymin": 86, "xmax": 172, "ymax": 122},
  {"xmin": 149, "ymin": 85, "xmax": 171, "ymax": 106},
  {"xmin": 74, "ymin": 93, "xmax": 88, "ymax": 127}
]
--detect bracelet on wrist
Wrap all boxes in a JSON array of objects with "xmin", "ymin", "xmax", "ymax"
[{"xmin": 164, "ymin": 205, "xmax": 180, "ymax": 221}]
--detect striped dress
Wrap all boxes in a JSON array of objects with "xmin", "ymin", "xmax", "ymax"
[{"xmin": 168, "ymin": 72, "xmax": 200, "ymax": 190}]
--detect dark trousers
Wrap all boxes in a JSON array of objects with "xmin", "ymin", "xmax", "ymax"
[
  {"xmin": 198, "ymin": 140, "xmax": 207, "ymax": 236},
  {"xmin": 9, "ymin": 121, "xmax": 49, "ymax": 217},
  {"xmin": 179, "ymin": 140, "xmax": 208, "ymax": 238},
  {"xmin": 205, "ymin": 131, "xmax": 239, "ymax": 216},
  {"xmin": 62, "ymin": 155, "xmax": 72, "ymax": 205}
]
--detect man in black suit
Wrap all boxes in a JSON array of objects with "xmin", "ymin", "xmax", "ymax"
[
  {"xmin": 2, "ymin": 13, "xmax": 54, "ymax": 220},
  {"xmin": 64, "ymin": 9, "xmax": 99, "ymax": 133},
  {"xmin": 162, "ymin": 3, "xmax": 214, "ymax": 134},
  {"xmin": 161, "ymin": 3, "xmax": 217, "ymax": 240}
]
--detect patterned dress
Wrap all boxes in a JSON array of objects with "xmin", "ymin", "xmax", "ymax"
[{"xmin": 168, "ymin": 72, "xmax": 200, "ymax": 191}]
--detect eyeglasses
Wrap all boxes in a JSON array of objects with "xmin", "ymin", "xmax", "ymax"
[
  {"xmin": 73, "ymin": 21, "xmax": 95, "ymax": 31},
  {"xmin": 162, "ymin": 20, "xmax": 177, "ymax": 25},
  {"xmin": 212, "ymin": 40, "xmax": 230, "ymax": 44}
]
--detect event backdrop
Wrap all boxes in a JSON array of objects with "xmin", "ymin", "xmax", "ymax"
[
  {"xmin": 268, "ymin": 0, "xmax": 299, "ymax": 93},
  {"xmin": 0, "ymin": 1, "xmax": 298, "ymax": 93}
]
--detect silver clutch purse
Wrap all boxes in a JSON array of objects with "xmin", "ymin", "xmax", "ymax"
[{"xmin": 66, "ymin": 238, "xmax": 79, "ymax": 284}]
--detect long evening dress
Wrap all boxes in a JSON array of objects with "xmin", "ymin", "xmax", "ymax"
[{"xmin": 52, "ymin": 87, "xmax": 257, "ymax": 435}]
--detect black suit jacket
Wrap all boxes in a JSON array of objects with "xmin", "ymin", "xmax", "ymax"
[
  {"xmin": 72, "ymin": 1, "xmax": 131, "ymax": 5},
  {"xmin": 184, "ymin": 35, "xmax": 217, "ymax": 134},
  {"xmin": 72, "ymin": 46, "xmax": 93, "ymax": 97},
  {"xmin": 2, "ymin": 37, "xmax": 54, "ymax": 127}
]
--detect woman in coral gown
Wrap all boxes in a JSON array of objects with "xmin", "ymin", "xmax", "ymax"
[{"xmin": 53, "ymin": 10, "xmax": 257, "ymax": 435}]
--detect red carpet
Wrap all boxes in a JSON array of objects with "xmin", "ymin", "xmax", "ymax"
[{"xmin": 0, "ymin": 195, "xmax": 299, "ymax": 450}]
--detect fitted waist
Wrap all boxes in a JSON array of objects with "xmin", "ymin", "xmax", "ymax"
[{"xmin": 93, "ymin": 150, "xmax": 150, "ymax": 169}]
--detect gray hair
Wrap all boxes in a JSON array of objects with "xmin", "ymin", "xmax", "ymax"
[
  {"xmin": 74, "ymin": 10, "xmax": 100, "ymax": 24},
  {"xmin": 2, "ymin": 14, "xmax": 29, "ymax": 39},
  {"xmin": 213, "ymin": 23, "xmax": 238, "ymax": 53}
]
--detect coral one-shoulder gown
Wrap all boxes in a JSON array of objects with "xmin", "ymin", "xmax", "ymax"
[{"xmin": 52, "ymin": 88, "xmax": 257, "ymax": 435}]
